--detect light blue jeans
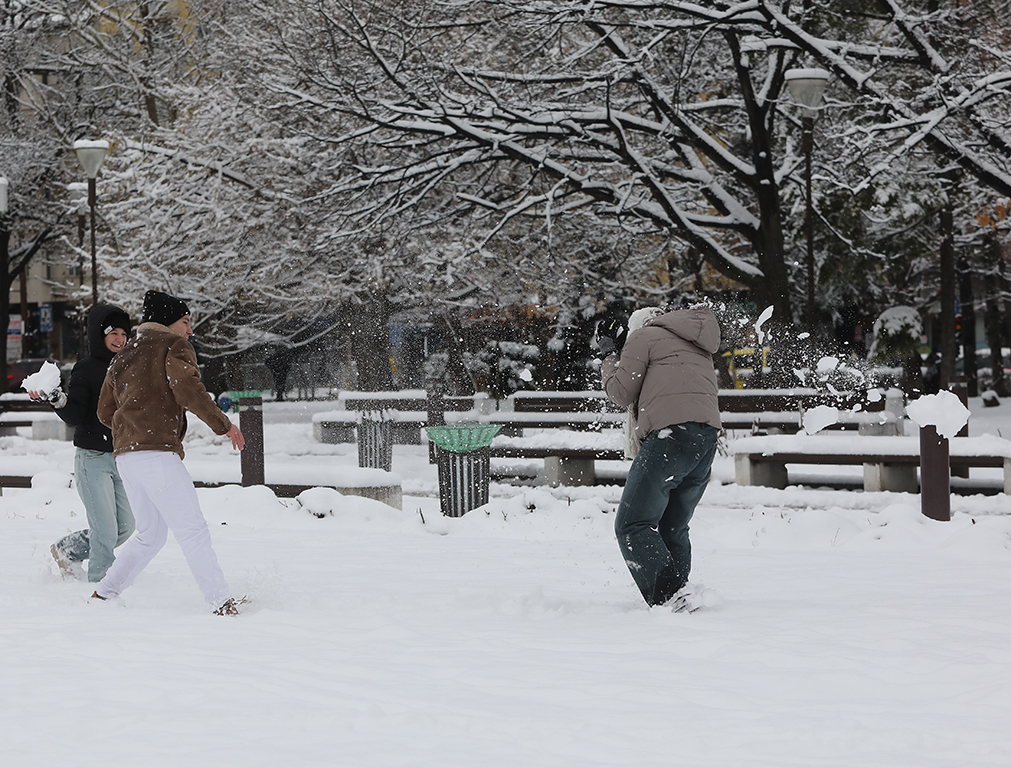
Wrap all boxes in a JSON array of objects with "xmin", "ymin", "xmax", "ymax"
[
  {"xmin": 54, "ymin": 449, "xmax": 135, "ymax": 582},
  {"xmin": 614, "ymin": 422, "xmax": 719, "ymax": 606}
]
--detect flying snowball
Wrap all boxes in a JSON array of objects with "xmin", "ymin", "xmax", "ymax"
[{"xmin": 802, "ymin": 405, "xmax": 840, "ymax": 435}]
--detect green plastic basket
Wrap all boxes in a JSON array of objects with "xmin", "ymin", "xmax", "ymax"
[{"xmin": 425, "ymin": 424, "xmax": 502, "ymax": 453}]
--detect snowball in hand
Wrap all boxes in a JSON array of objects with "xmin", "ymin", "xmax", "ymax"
[
  {"xmin": 905, "ymin": 390, "xmax": 970, "ymax": 439},
  {"xmin": 21, "ymin": 361, "xmax": 62, "ymax": 394}
]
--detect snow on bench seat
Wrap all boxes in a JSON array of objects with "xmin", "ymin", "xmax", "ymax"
[
  {"xmin": 0, "ymin": 455, "xmax": 74, "ymax": 493},
  {"xmin": 0, "ymin": 410, "xmax": 74, "ymax": 440},
  {"xmin": 731, "ymin": 434, "xmax": 1011, "ymax": 493},
  {"xmin": 187, "ymin": 461, "xmax": 404, "ymax": 509},
  {"xmin": 488, "ymin": 432, "xmax": 626, "ymax": 487}
]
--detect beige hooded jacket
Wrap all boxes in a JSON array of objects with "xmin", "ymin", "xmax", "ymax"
[{"xmin": 601, "ymin": 306, "xmax": 722, "ymax": 442}]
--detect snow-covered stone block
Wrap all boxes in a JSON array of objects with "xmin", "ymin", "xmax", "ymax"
[
  {"xmin": 863, "ymin": 463, "xmax": 917, "ymax": 493},
  {"xmin": 734, "ymin": 453, "xmax": 788, "ymax": 488}
]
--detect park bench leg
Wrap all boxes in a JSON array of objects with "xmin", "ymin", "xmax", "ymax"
[
  {"xmin": 545, "ymin": 456, "xmax": 596, "ymax": 487},
  {"xmin": 1004, "ymin": 459, "xmax": 1011, "ymax": 496},
  {"xmin": 734, "ymin": 455, "xmax": 787, "ymax": 488},
  {"xmin": 863, "ymin": 463, "xmax": 917, "ymax": 493}
]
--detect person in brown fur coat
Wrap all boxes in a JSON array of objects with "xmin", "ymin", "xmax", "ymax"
[{"xmin": 91, "ymin": 290, "xmax": 245, "ymax": 615}]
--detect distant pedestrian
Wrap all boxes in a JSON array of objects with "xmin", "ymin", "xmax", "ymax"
[
  {"xmin": 598, "ymin": 303, "xmax": 722, "ymax": 611},
  {"xmin": 30, "ymin": 305, "xmax": 134, "ymax": 583},
  {"xmin": 91, "ymin": 290, "xmax": 246, "ymax": 615}
]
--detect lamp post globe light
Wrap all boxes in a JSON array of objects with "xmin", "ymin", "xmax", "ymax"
[
  {"xmin": 785, "ymin": 68, "xmax": 829, "ymax": 334},
  {"xmin": 72, "ymin": 139, "xmax": 109, "ymax": 305}
]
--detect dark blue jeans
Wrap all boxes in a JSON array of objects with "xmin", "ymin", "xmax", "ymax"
[{"xmin": 615, "ymin": 422, "xmax": 719, "ymax": 606}]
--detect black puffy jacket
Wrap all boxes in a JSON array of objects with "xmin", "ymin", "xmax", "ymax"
[{"xmin": 55, "ymin": 304, "xmax": 132, "ymax": 452}]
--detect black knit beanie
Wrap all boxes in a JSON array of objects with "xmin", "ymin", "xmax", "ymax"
[{"xmin": 142, "ymin": 290, "xmax": 190, "ymax": 327}]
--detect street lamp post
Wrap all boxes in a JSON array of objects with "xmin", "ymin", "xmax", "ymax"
[
  {"xmin": 73, "ymin": 139, "xmax": 109, "ymax": 305},
  {"xmin": 1, "ymin": 176, "xmax": 11, "ymax": 383},
  {"xmin": 67, "ymin": 182, "xmax": 88, "ymax": 284},
  {"xmin": 785, "ymin": 69, "xmax": 830, "ymax": 333}
]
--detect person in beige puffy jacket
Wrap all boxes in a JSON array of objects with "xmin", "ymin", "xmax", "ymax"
[
  {"xmin": 599, "ymin": 304, "xmax": 722, "ymax": 610},
  {"xmin": 92, "ymin": 290, "xmax": 245, "ymax": 615}
]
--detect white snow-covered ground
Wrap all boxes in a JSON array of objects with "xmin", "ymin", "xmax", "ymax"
[{"xmin": 2, "ymin": 398, "xmax": 1011, "ymax": 767}]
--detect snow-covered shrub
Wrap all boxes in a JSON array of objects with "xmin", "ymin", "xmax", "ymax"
[
  {"xmin": 867, "ymin": 306, "xmax": 924, "ymax": 393},
  {"xmin": 868, "ymin": 306, "xmax": 923, "ymax": 365},
  {"xmin": 465, "ymin": 341, "xmax": 539, "ymax": 398}
]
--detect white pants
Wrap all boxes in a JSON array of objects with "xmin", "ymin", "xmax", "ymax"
[{"xmin": 96, "ymin": 451, "xmax": 230, "ymax": 608}]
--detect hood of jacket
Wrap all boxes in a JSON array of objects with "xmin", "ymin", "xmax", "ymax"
[
  {"xmin": 648, "ymin": 307, "xmax": 721, "ymax": 355},
  {"xmin": 87, "ymin": 304, "xmax": 132, "ymax": 363}
]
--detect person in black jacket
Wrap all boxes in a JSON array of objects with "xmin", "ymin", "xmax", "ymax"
[{"xmin": 30, "ymin": 305, "xmax": 135, "ymax": 582}]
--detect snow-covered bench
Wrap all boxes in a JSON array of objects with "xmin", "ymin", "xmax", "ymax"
[
  {"xmin": 313, "ymin": 391, "xmax": 489, "ymax": 444},
  {"xmin": 0, "ymin": 456, "xmax": 72, "ymax": 494},
  {"xmin": 187, "ymin": 462, "xmax": 404, "ymax": 509},
  {"xmin": 0, "ymin": 455, "xmax": 404, "ymax": 509},
  {"xmin": 488, "ymin": 432, "xmax": 626, "ymax": 487},
  {"xmin": 718, "ymin": 388, "xmax": 899, "ymax": 434},
  {"xmin": 0, "ymin": 395, "xmax": 73, "ymax": 439},
  {"xmin": 731, "ymin": 434, "xmax": 1011, "ymax": 493}
]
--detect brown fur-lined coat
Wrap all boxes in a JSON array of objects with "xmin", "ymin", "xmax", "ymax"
[{"xmin": 98, "ymin": 322, "xmax": 232, "ymax": 459}]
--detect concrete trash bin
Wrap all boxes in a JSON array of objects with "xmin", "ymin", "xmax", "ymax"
[{"xmin": 425, "ymin": 424, "xmax": 502, "ymax": 517}]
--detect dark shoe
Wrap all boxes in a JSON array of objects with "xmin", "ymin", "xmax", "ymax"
[{"xmin": 90, "ymin": 591, "xmax": 107, "ymax": 601}]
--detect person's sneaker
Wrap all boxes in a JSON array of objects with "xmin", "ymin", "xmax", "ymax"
[
  {"xmin": 669, "ymin": 583, "xmax": 720, "ymax": 613},
  {"xmin": 51, "ymin": 543, "xmax": 75, "ymax": 579},
  {"xmin": 213, "ymin": 596, "xmax": 248, "ymax": 616}
]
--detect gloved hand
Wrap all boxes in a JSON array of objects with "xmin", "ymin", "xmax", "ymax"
[
  {"xmin": 28, "ymin": 387, "xmax": 68, "ymax": 409},
  {"xmin": 595, "ymin": 317, "xmax": 627, "ymax": 358}
]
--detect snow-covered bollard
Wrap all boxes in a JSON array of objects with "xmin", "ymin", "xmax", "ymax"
[{"xmin": 906, "ymin": 391, "xmax": 970, "ymax": 522}]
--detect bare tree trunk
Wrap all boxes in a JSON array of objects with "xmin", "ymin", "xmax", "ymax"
[
  {"xmin": 345, "ymin": 296, "xmax": 394, "ymax": 392},
  {"xmin": 984, "ymin": 235, "xmax": 1009, "ymax": 396},
  {"xmin": 959, "ymin": 256, "xmax": 978, "ymax": 397},
  {"xmin": 939, "ymin": 205, "xmax": 957, "ymax": 388}
]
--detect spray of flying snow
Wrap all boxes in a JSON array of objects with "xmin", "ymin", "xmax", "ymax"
[{"xmin": 816, "ymin": 356, "xmax": 839, "ymax": 375}]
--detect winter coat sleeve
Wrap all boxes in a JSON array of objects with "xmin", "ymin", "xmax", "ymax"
[
  {"xmin": 601, "ymin": 330, "xmax": 650, "ymax": 409},
  {"xmin": 54, "ymin": 362, "xmax": 92, "ymax": 427},
  {"xmin": 164, "ymin": 338, "xmax": 233, "ymax": 436},
  {"xmin": 97, "ymin": 371, "xmax": 117, "ymax": 430}
]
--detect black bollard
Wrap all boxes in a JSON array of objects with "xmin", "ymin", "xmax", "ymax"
[
  {"xmin": 950, "ymin": 383, "xmax": 970, "ymax": 478},
  {"xmin": 238, "ymin": 394, "xmax": 264, "ymax": 487},
  {"xmin": 919, "ymin": 424, "xmax": 951, "ymax": 522}
]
